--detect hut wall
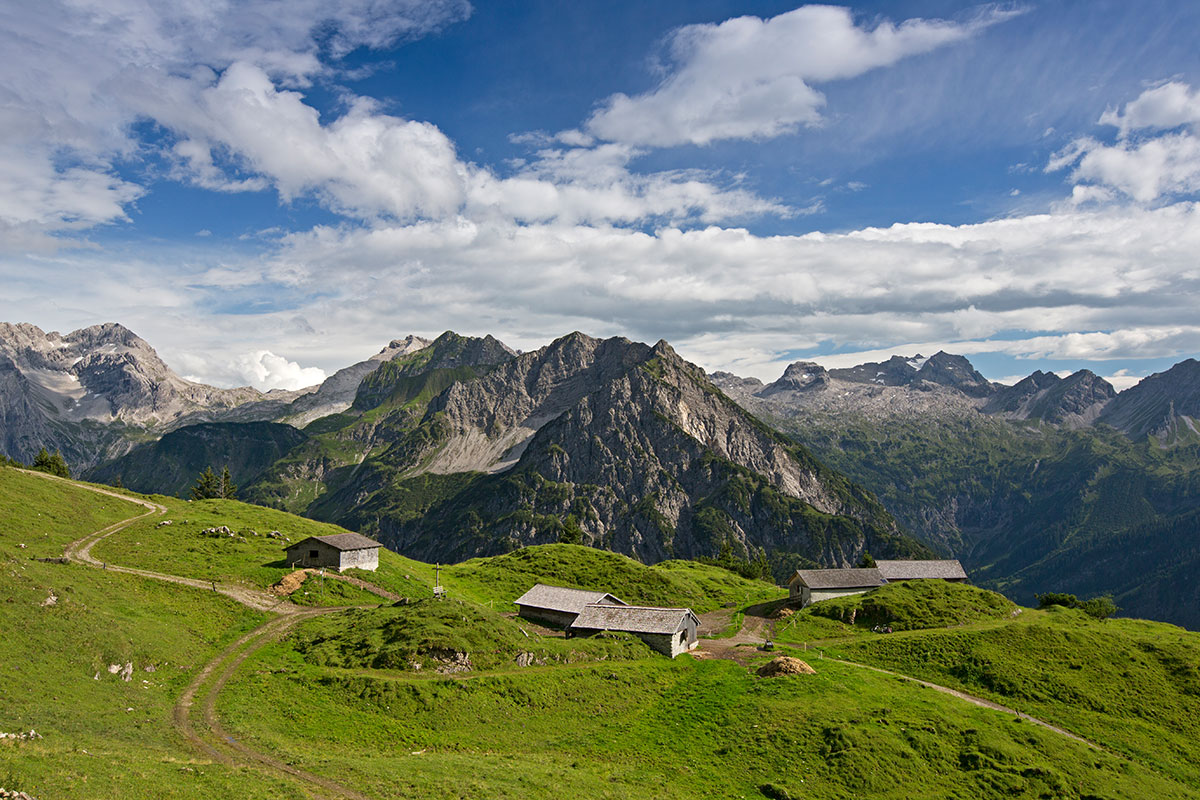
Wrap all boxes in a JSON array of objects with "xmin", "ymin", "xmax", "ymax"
[
  {"xmin": 337, "ymin": 547, "xmax": 379, "ymax": 572},
  {"xmin": 285, "ymin": 541, "xmax": 340, "ymax": 570}
]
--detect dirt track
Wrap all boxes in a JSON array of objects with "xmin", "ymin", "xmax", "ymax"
[{"xmin": 39, "ymin": 471, "xmax": 374, "ymax": 799}]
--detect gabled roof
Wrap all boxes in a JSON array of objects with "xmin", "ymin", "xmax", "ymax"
[
  {"xmin": 513, "ymin": 583, "xmax": 626, "ymax": 614},
  {"xmin": 875, "ymin": 559, "xmax": 967, "ymax": 581},
  {"xmin": 285, "ymin": 533, "xmax": 380, "ymax": 552},
  {"xmin": 571, "ymin": 603, "xmax": 699, "ymax": 635},
  {"xmin": 792, "ymin": 568, "xmax": 884, "ymax": 590}
]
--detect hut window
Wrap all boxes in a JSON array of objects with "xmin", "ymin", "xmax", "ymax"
[{"xmin": 309, "ymin": 549, "xmax": 319, "ymax": 558}]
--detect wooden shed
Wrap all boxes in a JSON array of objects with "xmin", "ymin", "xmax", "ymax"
[
  {"xmin": 789, "ymin": 568, "xmax": 884, "ymax": 608},
  {"xmin": 569, "ymin": 603, "xmax": 700, "ymax": 658},
  {"xmin": 284, "ymin": 533, "xmax": 380, "ymax": 572},
  {"xmin": 875, "ymin": 559, "xmax": 968, "ymax": 582},
  {"xmin": 513, "ymin": 583, "xmax": 627, "ymax": 628}
]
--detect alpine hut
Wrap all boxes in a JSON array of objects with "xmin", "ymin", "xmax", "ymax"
[
  {"xmin": 789, "ymin": 568, "xmax": 884, "ymax": 607},
  {"xmin": 513, "ymin": 583, "xmax": 627, "ymax": 628},
  {"xmin": 284, "ymin": 533, "xmax": 380, "ymax": 572},
  {"xmin": 875, "ymin": 559, "xmax": 968, "ymax": 582},
  {"xmin": 569, "ymin": 603, "xmax": 700, "ymax": 658}
]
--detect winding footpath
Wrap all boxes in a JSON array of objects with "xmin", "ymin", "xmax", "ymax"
[{"xmin": 45, "ymin": 472, "xmax": 372, "ymax": 800}]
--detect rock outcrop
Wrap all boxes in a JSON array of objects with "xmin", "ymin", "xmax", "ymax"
[
  {"xmin": 0, "ymin": 322, "xmax": 276, "ymax": 466},
  {"xmin": 314, "ymin": 332, "xmax": 924, "ymax": 573}
]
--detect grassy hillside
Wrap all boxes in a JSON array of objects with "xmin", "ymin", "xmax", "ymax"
[
  {"xmin": 438, "ymin": 543, "xmax": 781, "ymax": 612},
  {"xmin": 217, "ymin": 632, "xmax": 1193, "ymax": 799},
  {"xmin": 8, "ymin": 464, "xmax": 1200, "ymax": 799},
  {"xmin": 830, "ymin": 607, "xmax": 1200, "ymax": 788},
  {"xmin": 804, "ymin": 580, "xmax": 1018, "ymax": 631},
  {"xmin": 0, "ymin": 467, "xmax": 297, "ymax": 798},
  {"xmin": 0, "ymin": 467, "xmax": 140, "ymax": 554}
]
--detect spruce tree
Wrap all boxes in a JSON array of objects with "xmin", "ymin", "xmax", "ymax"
[
  {"xmin": 31, "ymin": 447, "xmax": 70, "ymax": 478},
  {"xmin": 219, "ymin": 466, "xmax": 237, "ymax": 500},
  {"xmin": 191, "ymin": 466, "xmax": 220, "ymax": 500}
]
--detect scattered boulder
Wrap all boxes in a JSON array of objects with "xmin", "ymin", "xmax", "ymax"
[
  {"xmin": 514, "ymin": 652, "xmax": 547, "ymax": 668},
  {"xmin": 0, "ymin": 729, "xmax": 42, "ymax": 741},
  {"xmin": 0, "ymin": 789, "xmax": 40, "ymax": 799},
  {"xmin": 424, "ymin": 648, "xmax": 472, "ymax": 674},
  {"xmin": 40, "ymin": 591, "xmax": 57, "ymax": 607},
  {"xmin": 757, "ymin": 657, "xmax": 816, "ymax": 677}
]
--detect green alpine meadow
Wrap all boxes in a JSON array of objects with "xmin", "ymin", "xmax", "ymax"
[{"xmin": 3, "ymin": 463, "xmax": 1200, "ymax": 799}]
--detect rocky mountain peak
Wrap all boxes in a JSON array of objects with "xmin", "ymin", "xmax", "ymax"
[
  {"xmin": 710, "ymin": 371, "xmax": 765, "ymax": 394},
  {"xmin": 914, "ymin": 351, "xmax": 994, "ymax": 397},
  {"xmin": 1099, "ymin": 359, "xmax": 1200, "ymax": 439},
  {"xmin": 0, "ymin": 321, "xmax": 269, "ymax": 466},
  {"xmin": 380, "ymin": 334, "xmax": 432, "ymax": 357},
  {"xmin": 985, "ymin": 368, "xmax": 1114, "ymax": 426},
  {"xmin": 757, "ymin": 361, "xmax": 829, "ymax": 397}
]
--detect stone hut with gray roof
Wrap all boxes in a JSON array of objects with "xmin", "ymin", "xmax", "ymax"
[
  {"xmin": 570, "ymin": 604, "xmax": 700, "ymax": 658},
  {"xmin": 514, "ymin": 583, "xmax": 626, "ymax": 628},
  {"xmin": 789, "ymin": 568, "xmax": 884, "ymax": 607},
  {"xmin": 875, "ymin": 559, "xmax": 967, "ymax": 582},
  {"xmin": 284, "ymin": 533, "xmax": 380, "ymax": 572}
]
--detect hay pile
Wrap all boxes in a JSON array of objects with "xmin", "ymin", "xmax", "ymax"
[
  {"xmin": 270, "ymin": 569, "xmax": 308, "ymax": 596},
  {"xmin": 770, "ymin": 605, "xmax": 795, "ymax": 620},
  {"xmin": 756, "ymin": 657, "xmax": 816, "ymax": 677}
]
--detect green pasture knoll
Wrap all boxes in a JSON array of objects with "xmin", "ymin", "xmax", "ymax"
[
  {"xmin": 0, "ymin": 466, "xmax": 145, "ymax": 555},
  {"xmin": 0, "ymin": 522, "xmax": 295, "ymax": 797},
  {"xmin": 829, "ymin": 607, "xmax": 1200, "ymax": 787},
  {"xmin": 287, "ymin": 598, "xmax": 649, "ymax": 673},
  {"xmin": 805, "ymin": 580, "xmax": 1018, "ymax": 631},
  {"xmin": 218, "ymin": 635, "xmax": 1192, "ymax": 799},
  {"xmin": 437, "ymin": 543, "xmax": 783, "ymax": 612}
]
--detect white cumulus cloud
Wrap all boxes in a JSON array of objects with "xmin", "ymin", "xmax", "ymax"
[
  {"xmin": 584, "ymin": 5, "xmax": 1014, "ymax": 147},
  {"xmin": 1051, "ymin": 81, "xmax": 1200, "ymax": 204},
  {"xmin": 234, "ymin": 350, "xmax": 326, "ymax": 391}
]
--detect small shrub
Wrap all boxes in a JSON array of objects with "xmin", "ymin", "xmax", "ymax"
[{"xmin": 1037, "ymin": 592, "xmax": 1078, "ymax": 609}]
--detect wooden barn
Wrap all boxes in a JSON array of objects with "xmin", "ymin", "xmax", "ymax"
[
  {"xmin": 513, "ymin": 583, "xmax": 627, "ymax": 628},
  {"xmin": 284, "ymin": 533, "xmax": 380, "ymax": 572},
  {"xmin": 789, "ymin": 568, "xmax": 884, "ymax": 607},
  {"xmin": 569, "ymin": 603, "xmax": 700, "ymax": 658},
  {"xmin": 875, "ymin": 559, "xmax": 968, "ymax": 582}
]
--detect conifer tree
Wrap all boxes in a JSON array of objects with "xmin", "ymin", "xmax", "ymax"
[
  {"xmin": 219, "ymin": 466, "xmax": 237, "ymax": 500},
  {"xmin": 32, "ymin": 447, "xmax": 70, "ymax": 478},
  {"xmin": 191, "ymin": 466, "xmax": 220, "ymax": 500}
]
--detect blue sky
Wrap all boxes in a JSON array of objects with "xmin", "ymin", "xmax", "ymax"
[{"xmin": 2, "ymin": 1, "xmax": 1199, "ymax": 390}]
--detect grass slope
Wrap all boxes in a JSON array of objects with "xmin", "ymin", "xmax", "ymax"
[
  {"xmin": 805, "ymin": 581, "xmax": 1018, "ymax": 631},
  {"xmin": 0, "ymin": 467, "xmax": 298, "ymax": 798},
  {"xmin": 0, "ymin": 468, "xmax": 141, "ymax": 555},
  {"xmin": 830, "ymin": 607, "xmax": 1200, "ymax": 788},
  {"xmin": 438, "ymin": 543, "xmax": 782, "ymax": 612},
  {"xmin": 218, "ymin": 637, "xmax": 1192, "ymax": 799},
  {"xmin": 9, "ymin": 464, "xmax": 1200, "ymax": 799}
]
